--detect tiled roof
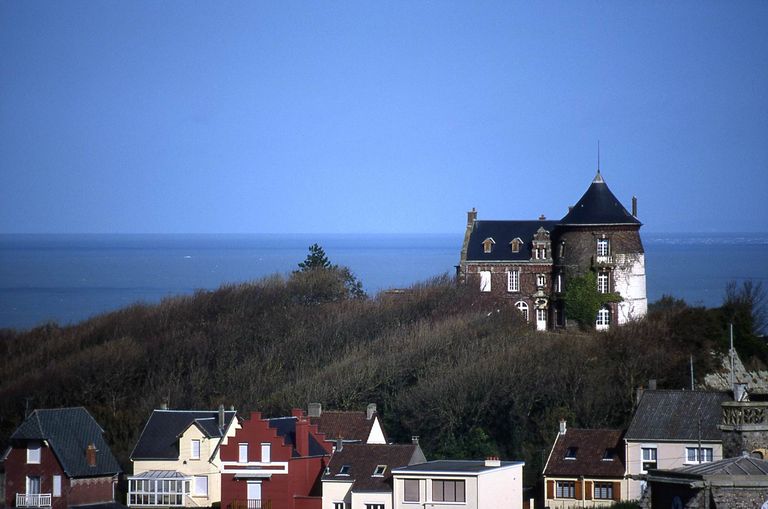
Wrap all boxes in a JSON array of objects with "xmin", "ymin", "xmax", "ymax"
[
  {"xmin": 130, "ymin": 409, "xmax": 237, "ymax": 460},
  {"xmin": 393, "ymin": 459, "xmax": 523, "ymax": 474},
  {"xmin": 625, "ymin": 391, "xmax": 730, "ymax": 442},
  {"xmin": 309, "ymin": 411, "xmax": 381, "ymax": 443},
  {"xmin": 10, "ymin": 407, "xmax": 122, "ymax": 478},
  {"xmin": 560, "ymin": 172, "xmax": 640, "ymax": 226},
  {"xmin": 464, "ymin": 220, "xmax": 558, "ymax": 262},
  {"xmin": 543, "ymin": 429, "xmax": 625, "ymax": 478},
  {"xmin": 322, "ymin": 444, "xmax": 425, "ymax": 493}
]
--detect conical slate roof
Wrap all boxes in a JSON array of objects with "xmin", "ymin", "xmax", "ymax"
[{"xmin": 560, "ymin": 171, "xmax": 640, "ymax": 226}]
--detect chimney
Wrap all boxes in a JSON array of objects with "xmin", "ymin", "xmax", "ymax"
[
  {"xmin": 335, "ymin": 437, "xmax": 343, "ymax": 453},
  {"xmin": 485, "ymin": 456, "xmax": 501, "ymax": 467},
  {"xmin": 218, "ymin": 404, "xmax": 225, "ymax": 431},
  {"xmin": 467, "ymin": 208, "xmax": 477, "ymax": 226},
  {"xmin": 648, "ymin": 379, "xmax": 657, "ymax": 391},
  {"xmin": 539, "ymin": 214, "xmax": 546, "ymax": 221},
  {"xmin": 366, "ymin": 403, "xmax": 377, "ymax": 420},
  {"xmin": 294, "ymin": 411, "xmax": 309, "ymax": 456},
  {"xmin": 411, "ymin": 436, "xmax": 419, "ymax": 445},
  {"xmin": 636, "ymin": 386, "xmax": 645, "ymax": 405},
  {"xmin": 632, "ymin": 196, "xmax": 638, "ymax": 217},
  {"xmin": 559, "ymin": 419, "xmax": 566, "ymax": 435},
  {"xmin": 308, "ymin": 403, "xmax": 322, "ymax": 418},
  {"xmin": 86, "ymin": 443, "xmax": 97, "ymax": 467},
  {"xmin": 160, "ymin": 402, "xmax": 168, "ymax": 410}
]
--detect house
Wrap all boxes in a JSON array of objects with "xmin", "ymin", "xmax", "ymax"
[
  {"xmin": 458, "ymin": 171, "xmax": 646, "ymax": 330},
  {"xmin": 2, "ymin": 407, "xmax": 122, "ymax": 509},
  {"xmin": 542, "ymin": 420, "xmax": 626, "ymax": 507},
  {"xmin": 219, "ymin": 409, "xmax": 332, "ymax": 509},
  {"xmin": 647, "ymin": 455, "xmax": 768, "ymax": 508},
  {"xmin": 391, "ymin": 458, "xmax": 524, "ymax": 509},
  {"xmin": 308, "ymin": 403, "xmax": 387, "ymax": 446},
  {"xmin": 321, "ymin": 442, "xmax": 424, "ymax": 509},
  {"xmin": 623, "ymin": 390, "xmax": 730, "ymax": 501},
  {"xmin": 128, "ymin": 406, "xmax": 238, "ymax": 508}
]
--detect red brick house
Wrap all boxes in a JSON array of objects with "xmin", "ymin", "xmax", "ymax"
[
  {"xmin": 2, "ymin": 407, "xmax": 122, "ymax": 509},
  {"xmin": 219, "ymin": 409, "xmax": 332, "ymax": 509}
]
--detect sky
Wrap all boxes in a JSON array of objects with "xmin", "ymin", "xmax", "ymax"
[{"xmin": 1, "ymin": 1, "xmax": 766, "ymax": 234}]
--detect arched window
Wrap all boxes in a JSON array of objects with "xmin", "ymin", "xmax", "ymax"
[
  {"xmin": 596, "ymin": 305, "xmax": 611, "ymax": 330},
  {"xmin": 515, "ymin": 301, "xmax": 529, "ymax": 322}
]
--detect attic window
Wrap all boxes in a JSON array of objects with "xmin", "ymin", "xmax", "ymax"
[
  {"xmin": 324, "ymin": 466, "xmax": 330, "ymax": 475},
  {"xmin": 373, "ymin": 465, "xmax": 386, "ymax": 477},
  {"xmin": 510, "ymin": 238, "xmax": 522, "ymax": 253},
  {"xmin": 482, "ymin": 238, "xmax": 495, "ymax": 254},
  {"xmin": 602, "ymin": 448, "xmax": 615, "ymax": 461},
  {"xmin": 565, "ymin": 447, "xmax": 578, "ymax": 460},
  {"xmin": 338, "ymin": 465, "xmax": 351, "ymax": 476}
]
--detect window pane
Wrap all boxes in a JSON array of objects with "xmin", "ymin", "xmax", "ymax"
[
  {"xmin": 456, "ymin": 480, "xmax": 465, "ymax": 502},
  {"xmin": 445, "ymin": 481, "xmax": 455, "ymax": 501},
  {"xmin": 191, "ymin": 440, "xmax": 200, "ymax": 459},
  {"xmin": 404, "ymin": 479, "xmax": 419, "ymax": 501},
  {"xmin": 261, "ymin": 443, "xmax": 271, "ymax": 463},
  {"xmin": 239, "ymin": 443, "xmax": 248, "ymax": 463},
  {"xmin": 432, "ymin": 480, "xmax": 443, "ymax": 501}
]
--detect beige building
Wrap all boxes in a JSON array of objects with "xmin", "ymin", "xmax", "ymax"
[{"xmin": 392, "ymin": 458, "xmax": 524, "ymax": 509}]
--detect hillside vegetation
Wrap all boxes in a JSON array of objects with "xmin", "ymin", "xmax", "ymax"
[{"xmin": 0, "ymin": 255, "xmax": 764, "ymax": 485}]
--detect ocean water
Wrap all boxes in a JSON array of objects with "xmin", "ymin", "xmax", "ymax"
[{"xmin": 1, "ymin": 233, "xmax": 766, "ymax": 330}]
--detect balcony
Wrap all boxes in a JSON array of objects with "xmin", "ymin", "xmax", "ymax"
[
  {"xmin": 595, "ymin": 255, "xmax": 613, "ymax": 265},
  {"xmin": 230, "ymin": 500, "xmax": 271, "ymax": 509},
  {"xmin": 16, "ymin": 493, "xmax": 52, "ymax": 508},
  {"xmin": 720, "ymin": 401, "xmax": 768, "ymax": 430}
]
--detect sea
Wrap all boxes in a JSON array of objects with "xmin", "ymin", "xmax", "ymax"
[{"xmin": 1, "ymin": 233, "xmax": 767, "ymax": 331}]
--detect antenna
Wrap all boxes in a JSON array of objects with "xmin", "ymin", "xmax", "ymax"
[
  {"xmin": 730, "ymin": 322, "xmax": 735, "ymax": 387},
  {"xmin": 597, "ymin": 140, "xmax": 601, "ymax": 173}
]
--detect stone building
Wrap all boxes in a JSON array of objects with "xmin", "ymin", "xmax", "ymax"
[{"xmin": 458, "ymin": 171, "xmax": 647, "ymax": 330}]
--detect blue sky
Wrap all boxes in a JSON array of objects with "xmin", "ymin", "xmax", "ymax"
[{"xmin": 1, "ymin": 1, "xmax": 766, "ymax": 234}]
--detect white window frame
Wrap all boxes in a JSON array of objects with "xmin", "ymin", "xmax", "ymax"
[
  {"xmin": 260, "ymin": 442, "xmax": 271, "ymax": 463},
  {"xmin": 537, "ymin": 274, "xmax": 546, "ymax": 288},
  {"xmin": 507, "ymin": 269, "xmax": 520, "ymax": 292},
  {"xmin": 238, "ymin": 443, "xmax": 248, "ymax": 463},
  {"xmin": 27, "ymin": 442, "xmax": 41, "ymax": 464},
  {"xmin": 597, "ymin": 238, "xmax": 609, "ymax": 256},
  {"xmin": 597, "ymin": 272, "xmax": 609, "ymax": 293},
  {"xmin": 596, "ymin": 306, "xmax": 611, "ymax": 330},
  {"xmin": 641, "ymin": 447, "xmax": 657, "ymax": 472},
  {"xmin": 26, "ymin": 475, "xmax": 41, "ymax": 495},
  {"xmin": 479, "ymin": 271, "xmax": 491, "ymax": 292},
  {"xmin": 53, "ymin": 475, "xmax": 61, "ymax": 497},
  {"xmin": 556, "ymin": 273, "xmax": 562, "ymax": 293},
  {"xmin": 686, "ymin": 447, "xmax": 713, "ymax": 464},
  {"xmin": 556, "ymin": 480, "xmax": 575, "ymax": 499},
  {"xmin": 193, "ymin": 476, "xmax": 208, "ymax": 497},
  {"xmin": 190, "ymin": 439, "xmax": 201, "ymax": 460},
  {"xmin": 515, "ymin": 301, "xmax": 529, "ymax": 322}
]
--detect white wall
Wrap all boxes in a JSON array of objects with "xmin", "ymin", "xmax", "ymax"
[
  {"xmin": 477, "ymin": 463, "xmax": 523, "ymax": 509},
  {"xmin": 614, "ymin": 253, "xmax": 647, "ymax": 324},
  {"xmin": 321, "ymin": 481, "xmax": 352, "ymax": 509},
  {"xmin": 351, "ymin": 491, "xmax": 392, "ymax": 509}
]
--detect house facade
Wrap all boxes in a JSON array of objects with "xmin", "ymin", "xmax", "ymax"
[
  {"xmin": 128, "ymin": 406, "xmax": 239, "ymax": 508},
  {"xmin": 542, "ymin": 421, "xmax": 626, "ymax": 507},
  {"xmin": 458, "ymin": 171, "xmax": 646, "ymax": 330},
  {"xmin": 321, "ymin": 442, "xmax": 425, "ymax": 509},
  {"xmin": 391, "ymin": 458, "xmax": 524, "ymax": 509},
  {"xmin": 219, "ymin": 409, "xmax": 332, "ymax": 509},
  {"xmin": 2, "ymin": 407, "xmax": 122, "ymax": 509}
]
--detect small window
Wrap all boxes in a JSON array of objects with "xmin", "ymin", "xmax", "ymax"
[
  {"xmin": 193, "ymin": 476, "xmax": 208, "ymax": 497},
  {"xmin": 537, "ymin": 274, "xmax": 546, "ymax": 287},
  {"xmin": 27, "ymin": 443, "xmax": 41, "ymax": 464},
  {"xmin": 190, "ymin": 439, "xmax": 200, "ymax": 460},
  {"xmin": 597, "ymin": 238, "xmax": 610, "ymax": 257},
  {"xmin": 238, "ymin": 443, "xmax": 248, "ymax": 463},
  {"xmin": 372, "ymin": 465, "xmax": 386, "ymax": 476},
  {"xmin": 404, "ymin": 479, "xmax": 420, "ymax": 502},
  {"xmin": 338, "ymin": 465, "xmax": 351, "ymax": 476},
  {"xmin": 565, "ymin": 447, "xmax": 578, "ymax": 460},
  {"xmin": 480, "ymin": 271, "xmax": 491, "ymax": 292},
  {"xmin": 594, "ymin": 481, "xmax": 614, "ymax": 500},
  {"xmin": 556, "ymin": 480, "xmax": 575, "ymax": 499},
  {"xmin": 602, "ymin": 448, "xmax": 615, "ymax": 461},
  {"xmin": 53, "ymin": 475, "xmax": 62, "ymax": 497},
  {"xmin": 482, "ymin": 238, "xmax": 495, "ymax": 254},
  {"xmin": 261, "ymin": 443, "xmax": 271, "ymax": 463},
  {"xmin": 686, "ymin": 447, "xmax": 713, "ymax": 463},
  {"xmin": 641, "ymin": 447, "xmax": 657, "ymax": 472},
  {"xmin": 365, "ymin": 505, "xmax": 384, "ymax": 509},
  {"xmin": 333, "ymin": 503, "xmax": 345, "ymax": 509},
  {"xmin": 510, "ymin": 238, "xmax": 522, "ymax": 253}
]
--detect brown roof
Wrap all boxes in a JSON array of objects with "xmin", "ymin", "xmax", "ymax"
[
  {"xmin": 309, "ymin": 411, "xmax": 383, "ymax": 443},
  {"xmin": 322, "ymin": 443, "xmax": 425, "ymax": 492},
  {"xmin": 543, "ymin": 429, "xmax": 625, "ymax": 478}
]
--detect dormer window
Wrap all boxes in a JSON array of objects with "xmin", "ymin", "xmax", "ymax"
[
  {"xmin": 338, "ymin": 465, "xmax": 351, "ymax": 476},
  {"xmin": 510, "ymin": 238, "xmax": 522, "ymax": 253},
  {"xmin": 482, "ymin": 238, "xmax": 495, "ymax": 254},
  {"xmin": 372, "ymin": 465, "xmax": 386, "ymax": 476},
  {"xmin": 565, "ymin": 447, "xmax": 578, "ymax": 460}
]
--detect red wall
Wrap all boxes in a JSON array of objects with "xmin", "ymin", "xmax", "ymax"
[{"xmin": 3, "ymin": 442, "xmax": 115, "ymax": 508}]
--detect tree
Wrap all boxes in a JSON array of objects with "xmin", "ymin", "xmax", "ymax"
[
  {"xmin": 563, "ymin": 271, "xmax": 622, "ymax": 330},
  {"xmin": 292, "ymin": 244, "xmax": 366, "ymax": 302},
  {"xmin": 297, "ymin": 243, "xmax": 332, "ymax": 271}
]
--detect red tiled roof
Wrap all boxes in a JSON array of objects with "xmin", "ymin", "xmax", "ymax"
[
  {"xmin": 543, "ymin": 429, "xmax": 625, "ymax": 478},
  {"xmin": 309, "ymin": 411, "xmax": 382, "ymax": 443}
]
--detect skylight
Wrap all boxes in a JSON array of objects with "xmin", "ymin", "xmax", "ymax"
[
  {"xmin": 373, "ymin": 465, "xmax": 386, "ymax": 476},
  {"xmin": 565, "ymin": 447, "xmax": 578, "ymax": 460},
  {"xmin": 338, "ymin": 465, "xmax": 351, "ymax": 476}
]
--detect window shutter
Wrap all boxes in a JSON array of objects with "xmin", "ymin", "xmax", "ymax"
[
  {"xmin": 612, "ymin": 482, "xmax": 621, "ymax": 501},
  {"xmin": 575, "ymin": 480, "xmax": 582, "ymax": 500},
  {"xmin": 546, "ymin": 480, "xmax": 554, "ymax": 499},
  {"xmin": 585, "ymin": 481, "xmax": 592, "ymax": 500}
]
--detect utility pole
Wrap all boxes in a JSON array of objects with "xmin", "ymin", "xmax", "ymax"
[
  {"xmin": 690, "ymin": 355, "xmax": 694, "ymax": 390},
  {"xmin": 730, "ymin": 322, "xmax": 735, "ymax": 387}
]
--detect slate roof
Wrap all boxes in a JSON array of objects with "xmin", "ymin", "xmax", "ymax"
[
  {"xmin": 130, "ymin": 409, "xmax": 237, "ymax": 460},
  {"xmin": 465, "ymin": 220, "xmax": 558, "ymax": 262},
  {"xmin": 10, "ymin": 407, "xmax": 122, "ymax": 478},
  {"xmin": 393, "ymin": 459, "xmax": 524, "ymax": 474},
  {"xmin": 322, "ymin": 444, "xmax": 425, "ymax": 493},
  {"xmin": 543, "ymin": 429, "xmax": 625, "ymax": 478},
  {"xmin": 267, "ymin": 417, "xmax": 328, "ymax": 457},
  {"xmin": 625, "ymin": 391, "xmax": 730, "ymax": 442},
  {"xmin": 309, "ymin": 411, "xmax": 383, "ymax": 443},
  {"xmin": 560, "ymin": 172, "xmax": 640, "ymax": 226},
  {"xmin": 672, "ymin": 455, "xmax": 768, "ymax": 477}
]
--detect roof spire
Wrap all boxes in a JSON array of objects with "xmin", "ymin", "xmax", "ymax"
[{"xmin": 593, "ymin": 140, "xmax": 604, "ymax": 183}]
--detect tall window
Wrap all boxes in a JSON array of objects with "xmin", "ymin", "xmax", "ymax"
[
  {"xmin": 27, "ymin": 443, "xmax": 41, "ymax": 464},
  {"xmin": 515, "ymin": 301, "xmax": 529, "ymax": 322},
  {"xmin": 596, "ymin": 306, "xmax": 611, "ymax": 330},
  {"xmin": 686, "ymin": 447, "xmax": 713, "ymax": 463},
  {"xmin": 404, "ymin": 479, "xmax": 420, "ymax": 502},
  {"xmin": 261, "ymin": 443, "xmax": 271, "ymax": 463},
  {"xmin": 432, "ymin": 480, "xmax": 465, "ymax": 502},
  {"xmin": 556, "ymin": 481, "xmax": 575, "ymax": 498},
  {"xmin": 556, "ymin": 273, "xmax": 563, "ymax": 293},
  {"xmin": 597, "ymin": 272, "xmax": 609, "ymax": 293},
  {"xmin": 26, "ymin": 476, "xmax": 41, "ymax": 495},
  {"xmin": 597, "ymin": 238, "xmax": 610, "ymax": 256},
  {"xmin": 53, "ymin": 475, "xmax": 62, "ymax": 497},
  {"xmin": 641, "ymin": 447, "xmax": 657, "ymax": 472},
  {"xmin": 480, "ymin": 271, "xmax": 491, "ymax": 292},
  {"xmin": 238, "ymin": 443, "xmax": 248, "ymax": 463},
  {"xmin": 507, "ymin": 269, "xmax": 520, "ymax": 292},
  {"xmin": 594, "ymin": 482, "xmax": 613, "ymax": 500},
  {"xmin": 190, "ymin": 440, "xmax": 200, "ymax": 460}
]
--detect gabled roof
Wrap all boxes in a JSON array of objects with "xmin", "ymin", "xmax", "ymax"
[
  {"xmin": 625, "ymin": 390, "xmax": 730, "ymax": 442},
  {"xmin": 10, "ymin": 407, "xmax": 122, "ymax": 478},
  {"xmin": 130, "ymin": 409, "xmax": 237, "ymax": 460},
  {"xmin": 543, "ymin": 429, "xmax": 625, "ymax": 478},
  {"xmin": 267, "ymin": 417, "xmax": 327, "ymax": 457},
  {"xmin": 465, "ymin": 220, "xmax": 558, "ymax": 262},
  {"xmin": 322, "ymin": 444, "xmax": 425, "ymax": 493},
  {"xmin": 560, "ymin": 172, "xmax": 640, "ymax": 226},
  {"xmin": 309, "ymin": 411, "xmax": 384, "ymax": 443}
]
